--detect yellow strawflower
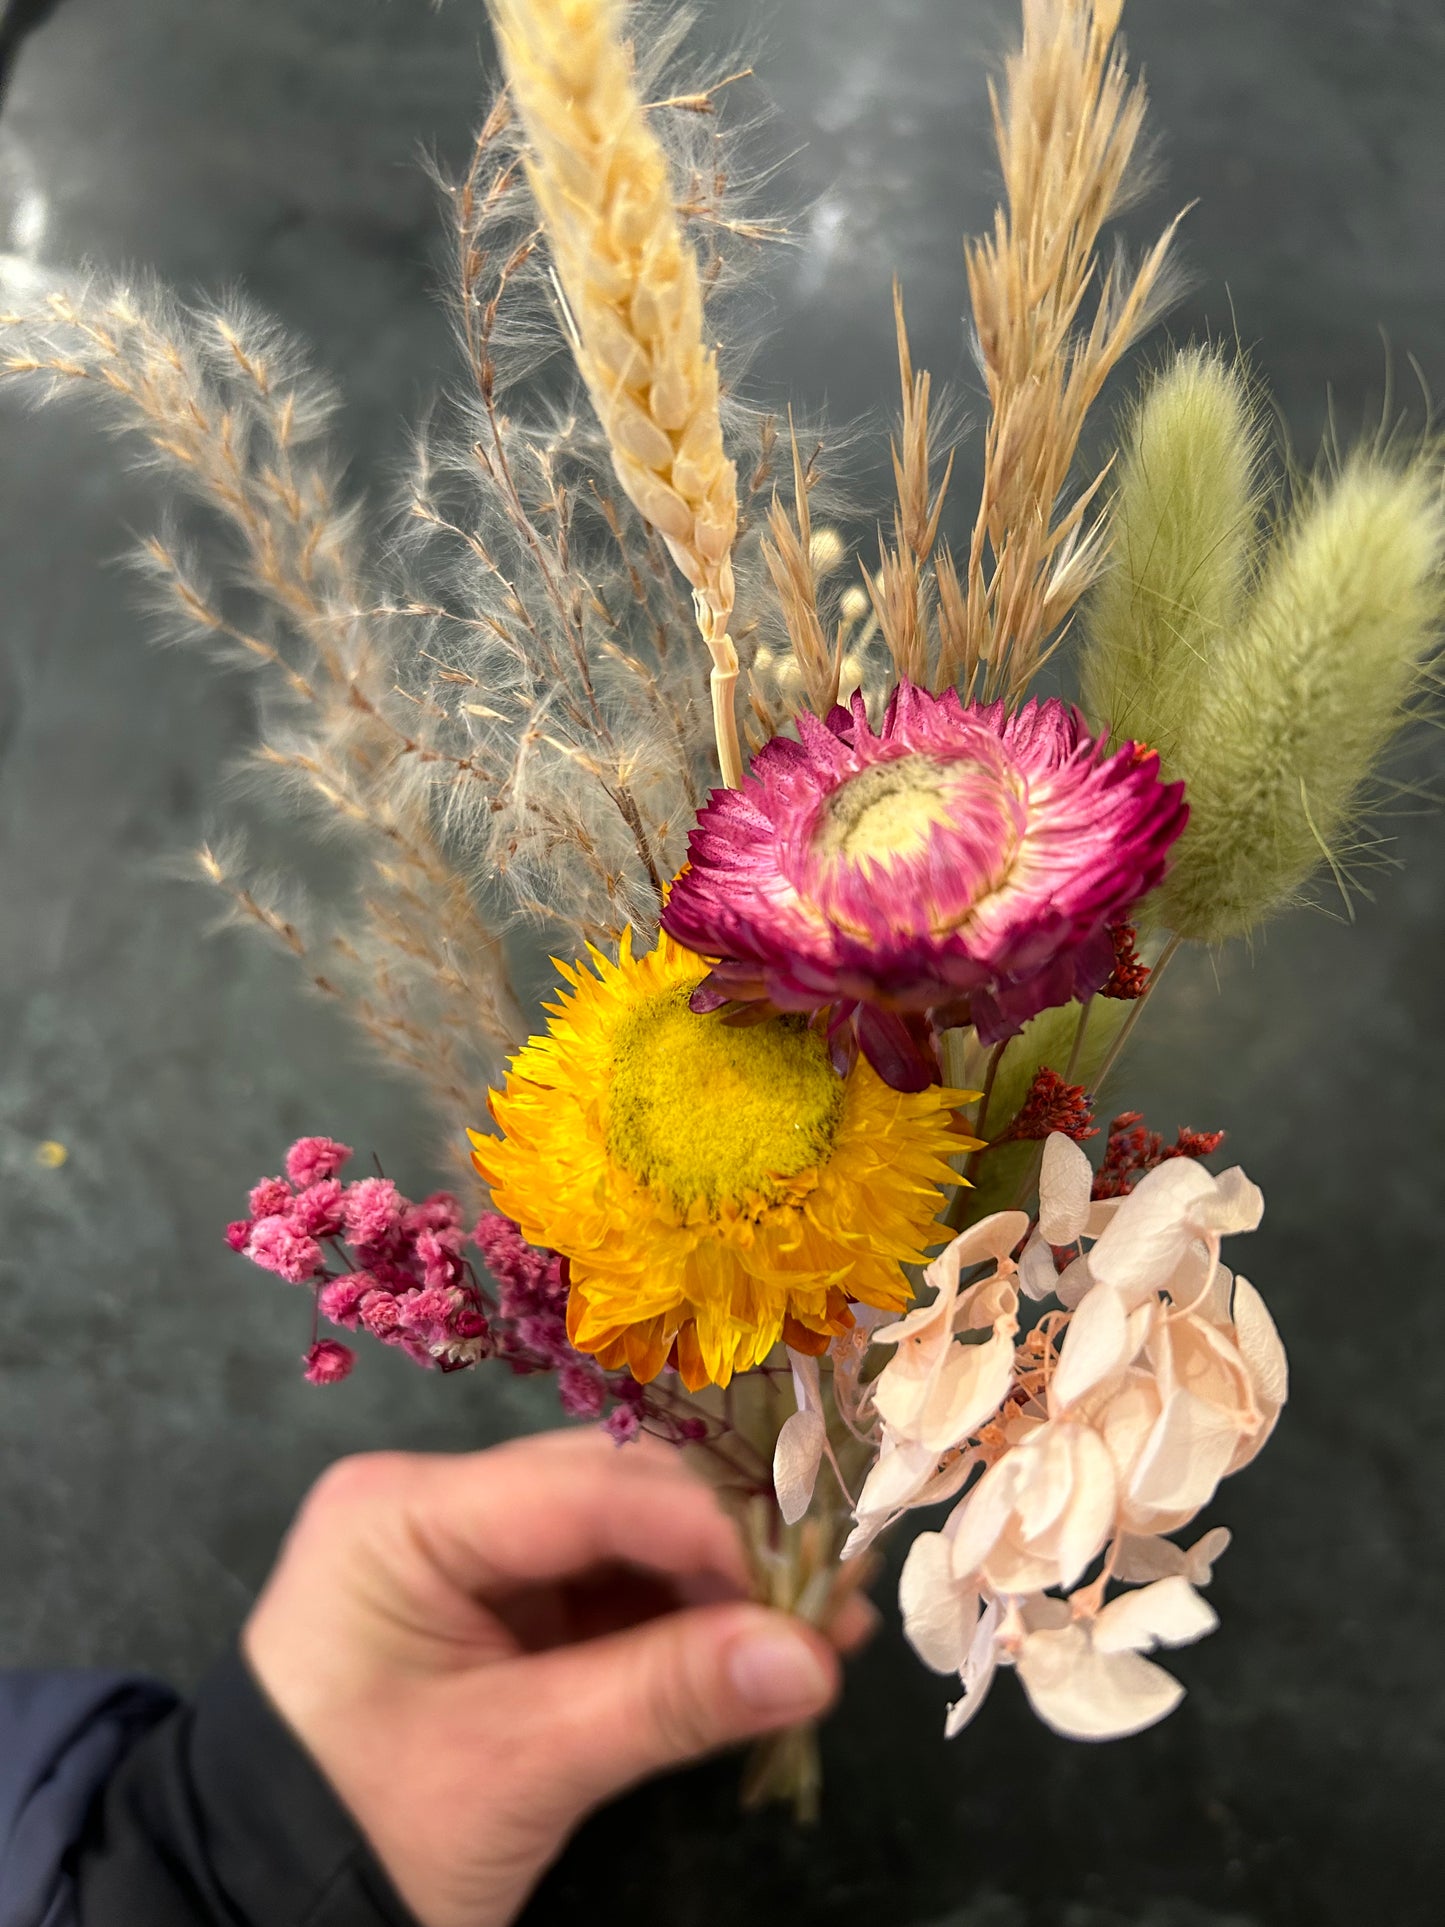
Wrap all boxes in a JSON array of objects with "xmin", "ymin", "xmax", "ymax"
[{"xmin": 472, "ymin": 932, "xmax": 975, "ymax": 1390}]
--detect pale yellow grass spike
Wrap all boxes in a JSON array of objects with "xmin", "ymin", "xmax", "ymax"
[
  {"xmin": 963, "ymin": 0, "xmax": 1180, "ymax": 700},
  {"xmin": 489, "ymin": 0, "xmax": 743, "ymax": 785}
]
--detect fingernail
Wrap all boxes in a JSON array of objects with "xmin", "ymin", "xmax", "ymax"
[{"xmin": 727, "ymin": 1625, "xmax": 833, "ymax": 1713}]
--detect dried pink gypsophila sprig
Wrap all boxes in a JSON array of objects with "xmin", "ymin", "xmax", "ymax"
[
  {"xmin": 840, "ymin": 1135, "xmax": 1285, "ymax": 1742},
  {"xmin": 226, "ymin": 1138, "xmax": 691, "ymax": 1446},
  {"xmin": 663, "ymin": 684, "xmax": 1187, "ymax": 1091}
]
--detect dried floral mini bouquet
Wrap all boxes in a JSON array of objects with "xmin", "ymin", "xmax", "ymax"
[{"xmin": 6, "ymin": 0, "xmax": 1440, "ymax": 1816}]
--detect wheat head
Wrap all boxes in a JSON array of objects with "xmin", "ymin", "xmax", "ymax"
[{"xmin": 488, "ymin": 0, "xmax": 743, "ymax": 783}]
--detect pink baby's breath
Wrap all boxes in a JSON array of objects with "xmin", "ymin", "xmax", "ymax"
[
  {"xmin": 248, "ymin": 1176, "xmax": 293, "ymax": 1220},
  {"xmin": 404, "ymin": 1192, "xmax": 464, "ymax": 1234},
  {"xmin": 557, "ymin": 1359, "xmax": 608, "ymax": 1419},
  {"xmin": 245, "ymin": 1214, "xmax": 324, "ymax": 1285},
  {"xmin": 290, "ymin": 1179, "xmax": 345, "ymax": 1238},
  {"xmin": 286, "ymin": 1137, "xmax": 353, "ymax": 1187},
  {"xmin": 343, "ymin": 1176, "xmax": 403, "ymax": 1248},
  {"xmin": 359, "ymin": 1288, "xmax": 403, "ymax": 1340},
  {"xmin": 316, "ymin": 1274, "xmax": 372, "ymax": 1330},
  {"xmin": 604, "ymin": 1403, "xmax": 642, "ymax": 1444},
  {"xmin": 303, "ymin": 1339, "xmax": 356, "ymax": 1385}
]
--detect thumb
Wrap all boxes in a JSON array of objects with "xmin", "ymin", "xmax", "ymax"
[{"xmin": 501, "ymin": 1601, "xmax": 840, "ymax": 1821}]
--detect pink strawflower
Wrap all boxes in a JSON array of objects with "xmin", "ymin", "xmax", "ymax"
[
  {"xmin": 317, "ymin": 1274, "xmax": 374, "ymax": 1330},
  {"xmin": 290, "ymin": 1178, "xmax": 345, "ymax": 1238},
  {"xmin": 245, "ymin": 1215, "xmax": 324, "ymax": 1285},
  {"xmin": 225, "ymin": 1220, "xmax": 252, "ymax": 1253},
  {"xmin": 303, "ymin": 1339, "xmax": 356, "ymax": 1385},
  {"xmin": 248, "ymin": 1176, "xmax": 293, "ymax": 1220},
  {"xmin": 286, "ymin": 1137, "xmax": 353, "ymax": 1187},
  {"xmin": 663, "ymin": 684, "xmax": 1187, "ymax": 1089},
  {"xmin": 343, "ymin": 1177, "xmax": 403, "ymax": 1248}
]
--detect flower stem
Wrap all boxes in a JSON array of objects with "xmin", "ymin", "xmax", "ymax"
[{"xmin": 1091, "ymin": 933, "xmax": 1183, "ymax": 1096}]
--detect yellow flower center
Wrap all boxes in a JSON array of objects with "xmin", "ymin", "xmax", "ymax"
[
  {"xmin": 812, "ymin": 754, "xmax": 955, "ymax": 866},
  {"xmin": 605, "ymin": 985, "xmax": 844, "ymax": 1213}
]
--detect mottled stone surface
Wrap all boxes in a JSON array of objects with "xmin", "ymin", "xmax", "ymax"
[{"xmin": 0, "ymin": 2, "xmax": 1441, "ymax": 1923}]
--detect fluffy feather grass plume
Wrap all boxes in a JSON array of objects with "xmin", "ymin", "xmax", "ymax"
[
  {"xmin": 1154, "ymin": 451, "xmax": 1445, "ymax": 942},
  {"xmin": 0, "ymin": 283, "xmax": 526, "ymax": 1138},
  {"xmin": 1081, "ymin": 348, "xmax": 1266, "ymax": 757},
  {"xmin": 0, "ymin": 5, "xmax": 780, "ymax": 1058}
]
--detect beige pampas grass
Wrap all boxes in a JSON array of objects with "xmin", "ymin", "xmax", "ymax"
[
  {"xmin": 488, "ymin": 0, "xmax": 744, "ymax": 784},
  {"xmin": 0, "ymin": 283, "xmax": 525, "ymax": 1141}
]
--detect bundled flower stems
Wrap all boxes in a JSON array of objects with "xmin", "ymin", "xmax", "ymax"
[{"xmin": 6, "ymin": 0, "xmax": 1440, "ymax": 1817}]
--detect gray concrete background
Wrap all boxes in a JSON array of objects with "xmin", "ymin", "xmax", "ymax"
[{"xmin": 0, "ymin": 2, "xmax": 1441, "ymax": 1922}]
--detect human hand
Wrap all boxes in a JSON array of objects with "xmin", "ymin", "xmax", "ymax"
[{"xmin": 243, "ymin": 1431, "xmax": 873, "ymax": 1927}]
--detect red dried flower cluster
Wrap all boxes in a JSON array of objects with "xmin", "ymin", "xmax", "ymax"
[
  {"xmin": 1098, "ymin": 923, "xmax": 1151, "ymax": 1000},
  {"xmin": 228, "ymin": 1137, "xmax": 702, "ymax": 1446},
  {"xmin": 997, "ymin": 1066, "xmax": 1099, "ymax": 1144},
  {"xmin": 1091, "ymin": 1112, "xmax": 1227, "ymax": 1199}
]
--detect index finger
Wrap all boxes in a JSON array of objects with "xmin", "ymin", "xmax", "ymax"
[{"xmin": 395, "ymin": 1432, "xmax": 753, "ymax": 1601}]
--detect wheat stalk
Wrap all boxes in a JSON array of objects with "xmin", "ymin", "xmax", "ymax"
[{"xmin": 488, "ymin": 0, "xmax": 743, "ymax": 785}]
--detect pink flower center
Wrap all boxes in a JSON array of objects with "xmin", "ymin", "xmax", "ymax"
[{"xmin": 803, "ymin": 749, "xmax": 1024, "ymax": 934}]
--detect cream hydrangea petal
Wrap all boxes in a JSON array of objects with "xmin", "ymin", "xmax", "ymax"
[
  {"xmin": 1113, "ymin": 1527, "xmax": 1234, "ymax": 1587},
  {"xmin": 1088, "ymin": 1157, "xmax": 1217, "ymax": 1301},
  {"xmin": 900, "ymin": 1532, "xmax": 978, "ymax": 1674},
  {"xmin": 943, "ymin": 1596, "xmax": 1003, "ymax": 1738},
  {"xmin": 948, "ymin": 1450, "xmax": 1028, "ymax": 1582},
  {"xmin": 918, "ymin": 1326, "xmax": 1019, "ymax": 1455},
  {"xmin": 1092, "ymin": 1576, "xmax": 1218, "ymax": 1654},
  {"xmin": 1019, "ymin": 1230, "xmax": 1062, "ymax": 1301},
  {"xmin": 1056, "ymin": 1253, "xmax": 1094, "ymax": 1308},
  {"xmin": 1128, "ymin": 1385, "xmax": 1247, "ymax": 1517},
  {"xmin": 1231, "ymin": 1275, "xmax": 1288, "ymax": 1412},
  {"xmin": 1053, "ymin": 1425, "xmax": 1119, "ymax": 1589},
  {"xmin": 1085, "ymin": 1197, "xmax": 1125, "ymax": 1239},
  {"xmin": 1038, "ymin": 1132, "xmax": 1094, "ymax": 1245},
  {"xmin": 1051, "ymin": 1281, "xmax": 1131, "ymax": 1411},
  {"xmin": 844, "ymin": 1437, "xmax": 974, "ymax": 1559},
  {"xmin": 1016, "ymin": 1626, "xmax": 1185, "ymax": 1740},
  {"xmin": 1183, "ymin": 1525, "xmax": 1233, "ymax": 1586},
  {"xmin": 1194, "ymin": 1166, "xmax": 1265, "ymax": 1236},
  {"xmin": 774, "ymin": 1409, "xmax": 826, "ymax": 1526}
]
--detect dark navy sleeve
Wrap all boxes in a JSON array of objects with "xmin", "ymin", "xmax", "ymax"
[
  {"xmin": 1, "ymin": 1653, "xmax": 419, "ymax": 1927},
  {"xmin": 0, "ymin": 1670, "xmax": 176, "ymax": 1927}
]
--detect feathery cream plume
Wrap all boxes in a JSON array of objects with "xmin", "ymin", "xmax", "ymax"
[{"xmin": 488, "ymin": 0, "xmax": 743, "ymax": 785}]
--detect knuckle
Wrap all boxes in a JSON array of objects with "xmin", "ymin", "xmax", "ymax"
[
  {"xmin": 303, "ymin": 1449, "xmax": 414, "ymax": 1520},
  {"xmin": 642, "ymin": 1631, "xmax": 720, "ymax": 1762}
]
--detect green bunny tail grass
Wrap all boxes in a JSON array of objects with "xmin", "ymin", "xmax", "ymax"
[
  {"xmin": 1081, "ymin": 348, "xmax": 1266, "ymax": 758},
  {"xmin": 960, "ymin": 998, "xmax": 1130, "ymax": 1223},
  {"xmin": 1155, "ymin": 451, "xmax": 1445, "ymax": 944}
]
